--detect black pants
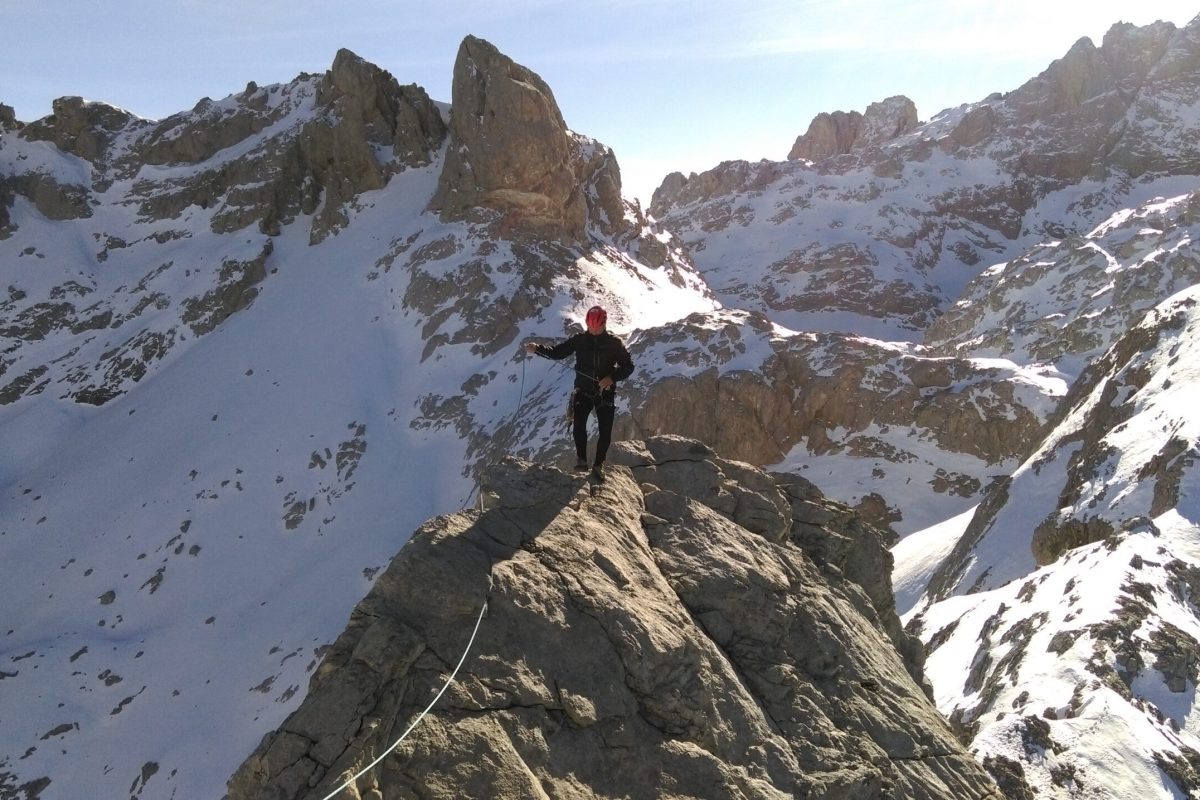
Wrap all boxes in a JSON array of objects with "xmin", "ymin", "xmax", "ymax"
[{"xmin": 573, "ymin": 391, "xmax": 615, "ymax": 466}]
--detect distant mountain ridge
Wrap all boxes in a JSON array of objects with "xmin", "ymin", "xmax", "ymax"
[
  {"xmin": 650, "ymin": 17, "xmax": 1200, "ymax": 341},
  {"xmin": 2, "ymin": 16, "xmax": 1199, "ymax": 800}
]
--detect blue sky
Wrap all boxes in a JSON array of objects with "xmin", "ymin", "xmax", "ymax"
[{"xmin": 2, "ymin": 1, "xmax": 1197, "ymax": 203}]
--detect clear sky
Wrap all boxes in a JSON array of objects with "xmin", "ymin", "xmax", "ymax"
[{"xmin": 2, "ymin": 1, "xmax": 1197, "ymax": 204}]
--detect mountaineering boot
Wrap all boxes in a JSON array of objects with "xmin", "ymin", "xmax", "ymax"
[
  {"xmin": 592, "ymin": 463, "xmax": 605, "ymax": 483},
  {"xmin": 574, "ymin": 458, "xmax": 589, "ymax": 472}
]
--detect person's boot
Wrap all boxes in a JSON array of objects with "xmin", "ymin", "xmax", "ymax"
[
  {"xmin": 591, "ymin": 463, "xmax": 605, "ymax": 483},
  {"xmin": 574, "ymin": 457, "xmax": 589, "ymax": 472}
]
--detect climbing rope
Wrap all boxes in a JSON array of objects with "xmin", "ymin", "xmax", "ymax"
[
  {"xmin": 319, "ymin": 573, "xmax": 493, "ymax": 800},
  {"xmin": 315, "ymin": 334, "xmax": 640, "ymax": 797},
  {"xmin": 319, "ymin": 353, "xmax": 523, "ymax": 796},
  {"xmin": 458, "ymin": 352, "xmax": 531, "ymax": 512}
]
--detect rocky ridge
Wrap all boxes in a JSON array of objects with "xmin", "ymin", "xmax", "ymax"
[
  {"xmin": 650, "ymin": 17, "xmax": 1200, "ymax": 340},
  {"xmin": 0, "ymin": 49, "xmax": 448, "ymax": 406},
  {"xmin": 925, "ymin": 188, "xmax": 1200, "ymax": 374},
  {"xmin": 228, "ymin": 437, "xmax": 1005, "ymax": 800}
]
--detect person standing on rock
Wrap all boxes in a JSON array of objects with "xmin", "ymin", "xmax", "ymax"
[{"xmin": 525, "ymin": 305, "xmax": 634, "ymax": 483}]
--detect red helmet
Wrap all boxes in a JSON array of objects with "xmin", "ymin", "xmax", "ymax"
[{"xmin": 585, "ymin": 305, "xmax": 607, "ymax": 328}]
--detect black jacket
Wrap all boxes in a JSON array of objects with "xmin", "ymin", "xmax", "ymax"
[{"xmin": 536, "ymin": 331, "xmax": 634, "ymax": 399}]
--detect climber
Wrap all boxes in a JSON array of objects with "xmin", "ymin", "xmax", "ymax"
[{"xmin": 524, "ymin": 305, "xmax": 634, "ymax": 483}]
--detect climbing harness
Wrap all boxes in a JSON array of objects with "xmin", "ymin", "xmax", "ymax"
[
  {"xmin": 318, "ymin": 572, "xmax": 493, "ymax": 800},
  {"xmin": 530, "ymin": 347, "xmax": 649, "ymax": 439}
]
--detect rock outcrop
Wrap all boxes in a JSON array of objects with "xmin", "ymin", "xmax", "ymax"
[
  {"xmin": 20, "ymin": 96, "xmax": 137, "ymax": 166},
  {"xmin": 787, "ymin": 96, "xmax": 918, "ymax": 161},
  {"xmin": 228, "ymin": 437, "xmax": 1005, "ymax": 800},
  {"xmin": 430, "ymin": 35, "xmax": 625, "ymax": 240},
  {"xmin": 630, "ymin": 327, "xmax": 1048, "ymax": 466}
]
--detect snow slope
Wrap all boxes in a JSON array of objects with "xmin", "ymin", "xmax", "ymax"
[
  {"xmin": 900, "ymin": 286, "xmax": 1200, "ymax": 799},
  {"xmin": 0, "ymin": 94, "xmax": 717, "ymax": 797}
]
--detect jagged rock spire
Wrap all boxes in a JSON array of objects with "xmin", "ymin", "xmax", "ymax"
[{"xmin": 430, "ymin": 35, "xmax": 608, "ymax": 240}]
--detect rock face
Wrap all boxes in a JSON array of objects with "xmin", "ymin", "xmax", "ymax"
[
  {"xmin": 227, "ymin": 437, "xmax": 1005, "ymax": 800},
  {"xmin": 642, "ymin": 321, "xmax": 1049, "ymax": 467},
  {"xmin": 787, "ymin": 96, "xmax": 918, "ymax": 161},
  {"xmin": 613, "ymin": 310, "xmax": 1061, "ymax": 533},
  {"xmin": 926, "ymin": 284, "xmax": 1200, "ymax": 600},
  {"xmin": 430, "ymin": 35, "xmax": 625, "ymax": 240}
]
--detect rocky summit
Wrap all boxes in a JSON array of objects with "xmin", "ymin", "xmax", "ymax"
[
  {"xmin": 430, "ymin": 36, "xmax": 626, "ymax": 241},
  {"xmin": 228, "ymin": 437, "xmax": 1003, "ymax": 800}
]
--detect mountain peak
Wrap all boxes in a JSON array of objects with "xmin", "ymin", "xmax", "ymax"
[
  {"xmin": 429, "ymin": 35, "xmax": 625, "ymax": 241},
  {"xmin": 787, "ymin": 95, "xmax": 919, "ymax": 162}
]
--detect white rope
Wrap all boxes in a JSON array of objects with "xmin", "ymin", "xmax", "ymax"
[
  {"xmin": 319, "ymin": 580, "xmax": 491, "ymax": 800},
  {"xmin": 459, "ymin": 353, "xmax": 529, "ymax": 511}
]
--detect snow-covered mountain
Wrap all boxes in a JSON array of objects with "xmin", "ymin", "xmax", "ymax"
[
  {"xmin": 651, "ymin": 18, "xmax": 1200, "ymax": 343},
  {"xmin": 903, "ymin": 283, "xmax": 1200, "ymax": 798},
  {"xmin": 1, "ymin": 16, "xmax": 1199, "ymax": 800}
]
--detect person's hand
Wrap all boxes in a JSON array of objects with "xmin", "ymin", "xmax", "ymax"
[
  {"xmin": 598, "ymin": 376, "xmax": 614, "ymax": 391},
  {"xmin": 524, "ymin": 341, "xmax": 537, "ymax": 354}
]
